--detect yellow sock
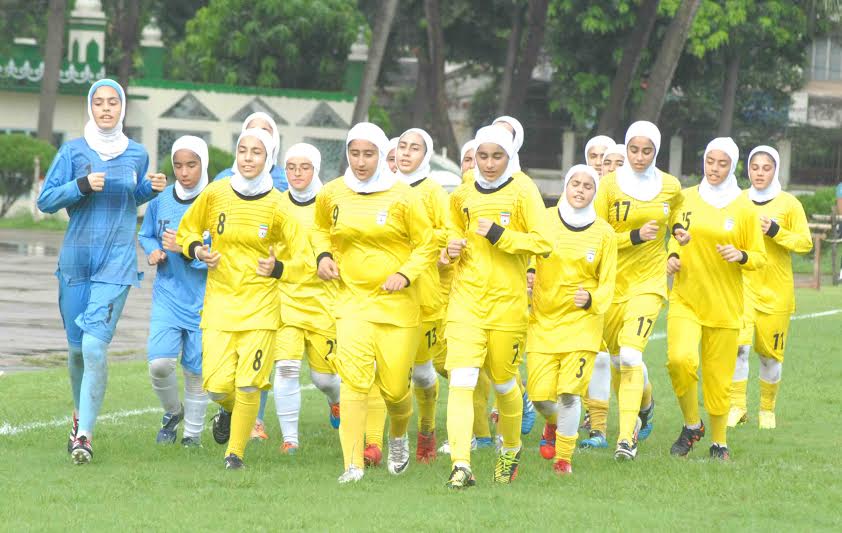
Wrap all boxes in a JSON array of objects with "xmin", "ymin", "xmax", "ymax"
[
  {"xmin": 618, "ymin": 365, "xmax": 644, "ymax": 442},
  {"xmin": 759, "ymin": 379, "xmax": 779, "ymax": 412},
  {"xmin": 364, "ymin": 385, "xmax": 386, "ymax": 449},
  {"xmin": 554, "ymin": 432, "xmax": 577, "ymax": 462},
  {"xmin": 611, "ymin": 365, "xmax": 620, "ymax": 398},
  {"xmin": 710, "ymin": 413, "xmax": 727, "ymax": 446},
  {"xmin": 414, "ymin": 380, "xmax": 439, "ymax": 434},
  {"xmin": 677, "ymin": 383, "xmax": 701, "ymax": 427},
  {"xmin": 447, "ymin": 387, "xmax": 474, "ymax": 467},
  {"xmin": 472, "ymin": 372, "xmax": 492, "ymax": 438},
  {"xmin": 641, "ymin": 381, "xmax": 653, "ymax": 411},
  {"xmin": 340, "ymin": 383, "xmax": 368, "ymax": 469},
  {"xmin": 730, "ymin": 379, "xmax": 748, "ymax": 411},
  {"xmin": 588, "ymin": 399, "xmax": 609, "ymax": 434},
  {"xmin": 225, "ymin": 388, "xmax": 259, "ymax": 459},
  {"xmin": 497, "ymin": 385, "xmax": 522, "ymax": 451},
  {"xmin": 386, "ymin": 390, "xmax": 412, "ymax": 438}
]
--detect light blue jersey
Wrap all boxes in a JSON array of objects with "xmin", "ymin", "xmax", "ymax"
[{"xmin": 214, "ymin": 164, "xmax": 288, "ymax": 192}]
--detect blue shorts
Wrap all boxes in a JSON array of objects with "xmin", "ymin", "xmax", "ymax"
[
  {"xmin": 58, "ymin": 279, "xmax": 130, "ymax": 346},
  {"xmin": 147, "ymin": 321, "xmax": 203, "ymax": 375}
]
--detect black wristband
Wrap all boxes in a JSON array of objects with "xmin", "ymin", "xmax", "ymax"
[
  {"xmin": 187, "ymin": 241, "xmax": 202, "ymax": 260},
  {"xmin": 630, "ymin": 229, "xmax": 643, "ymax": 245},
  {"xmin": 396, "ymin": 272, "xmax": 411, "ymax": 287},
  {"xmin": 527, "ymin": 268, "xmax": 536, "ymax": 274},
  {"xmin": 270, "ymin": 261, "xmax": 284, "ymax": 279},
  {"xmin": 583, "ymin": 291, "xmax": 593, "ymax": 310},
  {"xmin": 77, "ymin": 176, "xmax": 93, "ymax": 195},
  {"xmin": 317, "ymin": 252, "xmax": 334, "ymax": 265},
  {"xmin": 668, "ymin": 252, "xmax": 679, "ymax": 260},
  {"xmin": 671, "ymin": 223, "xmax": 685, "ymax": 236},
  {"xmin": 739, "ymin": 251, "xmax": 748, "ymax": 265},
  {"xmin": 766, "ymin": 220, "xmax": 781, "ymax": 237},
  {"xmin": 485, "ymin": 222, "xmax": 505, "ymax": 245}
]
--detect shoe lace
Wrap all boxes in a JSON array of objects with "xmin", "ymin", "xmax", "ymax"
[
  {"xmin": 495, "ymin": 452, "xmax": 516, "ymax": 477},
  {"xmin": 389, "ymin": 438, "xmax": 407, "ymax": 461},
  {"xmin": 450, "ymin": 467, "xmax": 470, "ymax": 485}
]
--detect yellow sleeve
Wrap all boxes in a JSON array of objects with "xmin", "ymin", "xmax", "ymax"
[
  {"xmin": 176, "ymin": 188, "xmax": 210, "ymax": 259},
  {"xmin": 491, "ymin": 185, "xmax": 552, "ymax": 256},
  {"xmin": 594, "ymin": 185, "xmax": 636, "ymax": 250},
  {"xmin": 588, "ymin": 231, "xmax": 617, "ymax": 315},
  {"xmin": 447, "ymin": 188, "xmax": 466, "ymax": 242},
  {"xmin": 666, "ymin": 191, "xmax": 687, "ymax": 257},
  {"xmin": 312, "ymin": 189, "xmax": 333, "ymax": 259},
  {"xmin": 739, "ymin": 203, "xmax": 767, "ymax": 271},
  {"xmin": 430, "ymin": 184, "xmax": 451, "ymax": 249},
  {"xmin": 274, "ymin": 206, "xmax": 315, "ymax": 282},
  {"xmin": 770, "ymin": 198, "xmax": 813, "ymax": 254},
  {"xmin": 398, "ymin": 194, "xmax": 439, "ymax": 284}
]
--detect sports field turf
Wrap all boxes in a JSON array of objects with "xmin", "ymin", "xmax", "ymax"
[{"xmin": 2, "ymin": 286, "xmax": 841, "ymax": 532}]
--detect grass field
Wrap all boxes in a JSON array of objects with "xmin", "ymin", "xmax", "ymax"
[{"xmin": 2, "ymin": 288, "xmax": 842, "ymax": 531}]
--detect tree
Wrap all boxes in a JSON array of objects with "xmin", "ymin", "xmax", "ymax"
[
  {"xmin": 504, "ymin": 0, "xmax": 550, "ymax": 117},
  {"xmin": 350, "ymin": 0, "xmax": 399, "ymax": 127},
  {"xmin": 497, "ymin": 1, "xmax": 525, "ymax": 116},
  {"xmin": 36, "ymin": 0, "xmax": 66, "ymax": 146},
  {"xmin": 424, "ymin": 0, "xmax": 459, "ymax": 159},
  {"xmin": 0, "ymin": 134, "xmax": 57, "ymax": 217}
]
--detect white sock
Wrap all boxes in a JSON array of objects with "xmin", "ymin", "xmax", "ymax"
[
  {"xmin": 733, "ymin": 345, "xmax": 750, "ymax": 381},
  {"xmin": 533, "ymin": 400, "xmax": 558, "ymax": 420},
  {"xmin": 759, "ymin": 355, "xmax": 782, "ymax": 384},
  {"xmin": 182, "ymin": 370, "xmax": 208, "ymax": 439},
  {"xmin": 149, "ymin": 358, "xmax": 180, "ymax": 414},
  {"xmin": 274, "ymin": 361, "xmax": 301, "ymax": 445},
  {"xmin": 556, "ymin": 394, "xmax": 581, "ymax": 437},
  {"xmin": 310, "ymin": 370, "xmax": 340, "ymax": 404},
  {"xmin": 587, "ymin": 352, "xmax": 611, "ymax": 401}
]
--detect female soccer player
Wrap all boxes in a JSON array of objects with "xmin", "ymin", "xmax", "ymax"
[
  {"xmin": 38, "ymin": 78, "xmax": 165, "ymax": 464},
  {"xmin": 215, "ymin": 112, "xmax": 288, "ymax": 192},
  {"xmin": 177, "ymin": 128, "xmax": 312, "ymax": 469},
  {"xmin": 589, "ymin": 121, "xmax": 687, "ymax": 460},
  {"xmin": 443, "ymin": 125, "xmax": 551, "ymax": 488},
  {"xmin": 601, "ymin": 144, "xmax": 626, "ymax": 177},
  {"xmin": 312, "ymin": 122, "xmax": 438, "ymax": 484},
  {"xmin": 584, "ymin": 135, "xmax": 616, "ymax": 176},
  {"xmin": 666, "ymin": 137, "xmax": 766, "ymax": 460},
  {"xmin": 138, "ymin": 135, "xmax": 210, "ymax": 447},
  {"xmin": 386, "ymin": 137, "xmax": 399, "ymax": 174},
  {"xmin": 729, "ymin": 146, "xmax": 811, "ymax": 429},
  {"xmin": 528, "ymin": 164, "xmax": 616, "ymax": 474},
  {"xmin": 272, "ymin": 143, "xmax": 342, "ymax": 454}
]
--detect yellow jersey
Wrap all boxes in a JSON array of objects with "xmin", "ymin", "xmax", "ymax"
[
  {"xmin": 528, "ymin": 208, "xmax": 617, "ymax": 353},
  {"xmin": 177, "ymin": 178, "xmax": 313, "ymax": 331},
  {"xmin": 668, "ymin": 186, "xmax": 766, "ymax": 329},
  {"xmin": 409, "ymin": 177, "xmax": 450, "ymax": 321},
  {"xmin": 447, "ymin": 176, "xmax": 552, "ymax": 331},
  {"xmin": 594, "ymin": 171, "xmax": 683, "ymax": 302},
  {"xmin": 312, "ymin": 178, "xmax": 438, "ymax": 328},
  {"xmin": 742, "ymin": 191, "xmax": 812, "ymax": 315}
]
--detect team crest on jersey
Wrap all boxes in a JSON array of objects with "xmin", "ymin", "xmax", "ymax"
[
  {"xmin": 724, "ymin": 217, "xmax": 735, "ymax": 231},
  {"xmin": 258, "ymin": 224, "xmax": 268, "ymax": 238},
  {"xmin": 663, "ymin": 203, "xmax": 670, "ymax": 215},
  {"xmin": 586, "ymin": 248, "xmax": 596, "ymax": 263},
  {"xmin": 500, "ymin": 211, "xmax": 511, "ymax": 226},
  {"xmin": 376, "ymin": 210, "xmax": 388, "ymax": 225}
]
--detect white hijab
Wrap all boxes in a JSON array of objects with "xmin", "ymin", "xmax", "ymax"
[
  {"xmin": 473, "ymin": 125, "xmax": 517, "ymax": 190},
  {"xmin": 616, "ymin": 121, "xmax": 662, "ymax": 201},
  {"xmin": 559, "ymin": 164, "xmax": 600, "ymax": 228},
  {"xmin": 395, "ymin": 128, "xmax": 433, "ymax": 185},
  {"xmin": 171, "ymin": 135, "xmax": 209, "ymax": 201},
  {"xmin": 460, "ymin": 140, "xmax": 477, "ymax": 162},
  {"xmin": 230, "ymin": 128, "xmax": 275, "ymax": 197},
  {"xmin": 342, "ymin": 122, "xmax": 395, "ymax": 194},
  {"xmin": 493, "ymin": 115, "xmax": 524, "ymax": 172},
  {"xmin": 699, "ymin": 137, "xmax": 742, "ymax": 209},
  {"xmin": 584, "ymin": 135, "xmax": 616, "ymax": 162},
  {"xmin": 84, "ymin": 78, "xmax": 129, "ymax": 161},
  {"xmin": 284, "ymin": 142, "xmax": 323, "ymax": 203},
  {"xmin": 747, "ymin": 145, "xmax": 781, "ymax": 203},
  {"xmin": 602, "ymin": 144, "xmax": 626, "ymax": 164},
  {"xmin": 240, "ymin": 112, "xmax": 281, "ymax": 167}
]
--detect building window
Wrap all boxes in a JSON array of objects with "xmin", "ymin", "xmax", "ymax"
[
  {"xmin": 229, "ymin": 97, "xmax": 288, "ymax": 125},
  {"xmin": 303, "ymin": 137, "xmax": 344, "ymax": 180},
  {"xmin": 811, "ymin": 37, "xmax": 842, "ymax": 81},
  {"xmin": 160, "ymin": 93, "xmax": 218, "ymax": 121},
  {"xmin": 298, "ymin": 102, "xmax": 349, "ymax": 129},
  {"xmin": 158, "ymin": 129, "xmax": 210, "ymax": 166},
  {"xmin": 124, "ymin": 127, "xmax": 142, "ymax": 143}
]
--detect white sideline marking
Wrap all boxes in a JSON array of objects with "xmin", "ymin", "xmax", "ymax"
[
  {"xmin": 646, "ymin": 308, "xmax": 841, "ymax": 342},
  {"xmin": 0, "ymin": 384, "xmax": 317, "ymax": 437}
]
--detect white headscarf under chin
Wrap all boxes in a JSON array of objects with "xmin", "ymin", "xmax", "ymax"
[
  {"xmin": 171, "ymin": 135, "xmax": 209, "ymax": 201},
  {"xmin": 584, "ymin": 135, "xmax": 616, "ymax": 163},
  {"xmin": 230, "ymin": 128, "xmax": 275, "ymax": 197},
  {"xmin": 747, "ymin": 145, "xmax": 781, "ymax": 203},
  {"xmin": 616, "ymin": 121, "xmax": 662, "ymax": 201},
  {"xmin": 395, "ymin": 128, "xmax": 434, "ymax": 185},
  {"xmin": 558, "ymin": 164, "xmax": 600, "ymax": 228},
  {"xmin": 493, "ymin": 115, "xmax": 524, "ymax": 172},
  {"xmin": 342, "ymin": 122, "xmax": 395, "ymax": 194},
  {"xmin": 84, "ymin": 78, "xmax": 129, "ymax": 161},
  {"xmin": 473, "ymin": 126, "xmax": 517, "ymax": 190},
  {"xmin": 699, "ymin": 137, "xmax": 742, "ymax": 209},
  {"xmin": 240, "ymin": 112, "xmax": 281, "ymax": 167},
  {"xmin": 284, "ymin": 142, "xmax": 323, "ymax": 203}
]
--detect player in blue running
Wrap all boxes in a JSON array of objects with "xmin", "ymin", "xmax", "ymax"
[
  {"xmin": 138, "ymin": 135, "xmax": 211, "ymax": 447},
  {"xmin": 37, "ymin": 78, "xmax": 165, "ymax": 464}
]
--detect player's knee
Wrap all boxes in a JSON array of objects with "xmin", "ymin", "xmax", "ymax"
[
  {"xmin": 594, "ymin": 351, "xmax": 611, "ymax": 371},
  {"xmin": 449, "ymin": 367, "xmax": 479, "ymax": 390},
  {"xmin": 148, "ymin": 358, "xmax": 177, "ymax": 379},
  {"xmin": 533, "ymin": 400, "xmax": 557, "ymax": 418},
  {"xmin": 412, "ymin": 361, "xmax": 437, "ymax": 389},
  {"xmin": 667, "ymin": 349, "xmax": 697, "ymax": 376},
  {"xmin": 81, "ymin": 333, "xmax": 108, "ymax": 363},
  {"xmin": 559, "ymin": 393, "xmax": 580, "ymax": 410},
  {"xmin": 737, "ymin": 345, "xmax": 751, "ymax": 360},
  {"xmin": 207, "ymin": 390, "xmax": 230, "ymax": 402},
  {"xmin": 618, "ymin": 347, "xmax": 643, "ymax": 367},
  {"xmin": 493, "ymin": 377, "xmax": 517, "ymax": 395},
  {"xmin": 310, "ymin": 370, "xmax": 338, "ymax": 391},
  {"xmin": 275, "ymin": 359, "xmax": 301, "ymax": 380},
  {"xmin": 759, "ymin": 356, "xmax": 782, "ymax": 383},
  {"xmin": 183, "ymin": 370, "xmax": 204, "ymax": 394}
]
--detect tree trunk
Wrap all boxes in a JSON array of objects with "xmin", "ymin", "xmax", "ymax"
[
  {"xmin": 633, "ymin": 0, "xmax": 702, "ymax": 122},
  {"xmin": 424, "ymin": 0, "xmax": 459, "ymax": 160},
  {"xmin": 411, "ymin": 47, "xmax": 431, "ymax": 127},
  {"xmin": 717, "ymin": 50, "xmax": 741, "ymax": 137},
  {"xmin": 37, "ymin": 0, "xmax": 67, "ymax": 145},
  {"xmin": 497, "ymin": 1, "xmax": 523, "ymax": 116},
  {"xmin": 597, "ymin": 0, "xmax": 661, "ymax": 138},
  {"xmin": 505, "ymin": 0, "xmax": 550, "ymax": 117},
  {"xmin": 117, "ymin": 0, "xmax": 142, "ymax": 96},
  {"xmin": 350, "ymin": 0, "xmax": 399, "ymax": 127}
]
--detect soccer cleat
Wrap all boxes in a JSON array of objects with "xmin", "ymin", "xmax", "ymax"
[
  {"xmin": 474, "ymin": 437, "xmax": 493, "ymax": 449},
  {"xmin": 416, "ymin": 432, "xmax": 437, "ymax": 463},
  {"xmin": 638, "ymin": 399, "xmax": 655, "ymax": 441},
  {"xmin": 758, "ymin": 410, "xmax": 776, "ymax": 429},
  {"xmin": 521, "ymin": 392, "xmax": 537, "ymax": 435},
  {"xmin": 553, "ymin": 459, "xmax": 573, "ymax": 475},
  {"xmin": 709, "ymin": 443, "xmax": 730, "ymax": 460},
  {"xmin": 727, "ymin": 407, "xmax": 748, "ymax": 428},
  {"xmin": 211, "ymin": 408, "xmax": 232, "ymax": 444},
  {"xmin": 181, "ymin": 436, "xmax": 202, "ymax": 448},
  {"xmin": 579, "ymin": 410, "xmax": 591, "ymax": 432},
  {"xmin": 338, "ymin": 465, "xmax": 364, "ymax": 484},
  {"xmin": 493, "ymin": 449, "xmax": 522, "ymax": 484},
  {"xmin": 67, "ymin": 412, "xmax": 78, "ymax": 453},
  {"xmin": 445, "ymin": 465, "xmax": 476, "ymax": 489},
  {"xmin": 539, "ymin": 423, "xmax": 557, "ymax": 460},
  {"xmin": 363, "ymin": 444, "xmax": 382, "ymax": 467},
  {"xmin": 280, "ymin": 441, "xmax": 299, "ymax": 455},
  {"xmin": 579, "ymin": 430, "xmax": 608, "ymax": 449},
  {"xmin": 615, "ymin": 418, "xmax": 642, "ymax": 461},
  {"xmin": 70, "ymin": 435, "xmax": 92, "ymax": 465},
  {"xmin": 156, "ymin": 407, "xmax": 184, "ymax": 445},
  {"xmin": 224, "ymin": 454, "xmax": 244, "ymax": 470},
  {"xmin": 670, "ymin": 422, "xmax": 706, "ymax": 457},
  {"xmin": 387, "ymin": 434, "xmax": 410, "ymax": 475},
  {"xmin": 250, "ymin": 420, "xmax": 269, "ymax": 441},
  {"xmin": 329, "ymin": 402, "xmax": 340, "ymax": 429}
]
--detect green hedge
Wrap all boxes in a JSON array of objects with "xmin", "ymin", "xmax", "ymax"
[
  {"xmin": 158, "ymin": 145, "xmax": 235, "ymax": 182},
  {"xmin": 795, "ymin": 187, "xmax": 836, "ymax": 220},
  {"xmin": 0, "ymin": 134, "xmax": 58, "ymax": 217}
]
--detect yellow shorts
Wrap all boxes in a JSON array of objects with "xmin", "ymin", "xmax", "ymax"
[
  {"xmin": 603, "ymin": 294, "xmax": 664, "ymax": 354},
  {"xmin": 202, "ymin": 329, "xmax": 276, "ymax": 393},
  {"xmin": 274, "ymin": 324, "xmax": 337, "ymax": 374},
  {"xmin": 433, "ymin": 321, "xmax": 448, "ymax": 377},
  {"xmin": 333, "ymin": 318, "xmax": 419, "ymax": 402},
  {"xmin": 416, "ymin": 319, "xmax": 445, "ymax": 365},
  {"xmin": 527, "ymin": 350, "xmax": 596, "ymax": 400},
  {"xmin": 741, "ymin": 311, "xmax": 790, "ymax": 362},
  {"xmin": 444, "ymin": 322, "xmax": 524, "ymax": 385},
  {"xmin": 738, "ymin": 304, "xmax": 755, "ymax": 346}
]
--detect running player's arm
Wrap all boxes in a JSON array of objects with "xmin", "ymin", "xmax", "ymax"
[
  {"xmin": 586, "ymin": 231, "xmax": 617, "ymax": 315},
  {"xmin": 271, "ymin": 206, "xmax": 314, "ymax": 281},
  {"xmin": 397, "ymin": 194, "xmax": 439, "ymax": 284},
  {"xmin": 137, "ymin": 197, "xmax": 161, "ymax": 255},
  {"xmin": 311, "ymin": 188, "xmax": 333, "ymax": 262},
  {"xmin": 666, "ymin": 192, "xmax": 688, "ymax": 258},
  {"xmin": 36, "ymin": 145, "xmax": 86, "ymax": 213},
  {"xmin": 767, "ymin": 198, "xmax": 813, "ymax": 254},
  {"xmin": 487, "ymin": 185, "xmax": 552, "ymax": 255},
  {"xmin": 430, "ymin": 183, "xmax": 452, "ymax": 249},
  {"xmin": 736, "ymin": 202, "xmax": 767, "ymax": 271},
  {"xmin": 132, "ymin": 152, "xmax": 156, "ymax": 206},
  {"xmin": 176, "ymin": 188, "xmax": 210, "ymax": 260},
  {"xmin": 594, "ymin": 185, "xmax": 638, "ymax": 250}
]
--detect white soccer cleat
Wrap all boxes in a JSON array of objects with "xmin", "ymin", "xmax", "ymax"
[
  {"xmin": 338, "ymin": 465, "xmax": 364, "ymax": 484},
  {"xmin": 758, "ymin": 410, "xmax": 776, "ymax": 429},
  {"xmin": 727, "ymin": 407, "xmax": 748, "ymax": 428},
  {"xmin": 437, "ymin": 437, "xmax": 478, "ymax": 455},
  {"xmin": 387, "ymin": 434, "xmax": 410, "ymax": 475}
]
